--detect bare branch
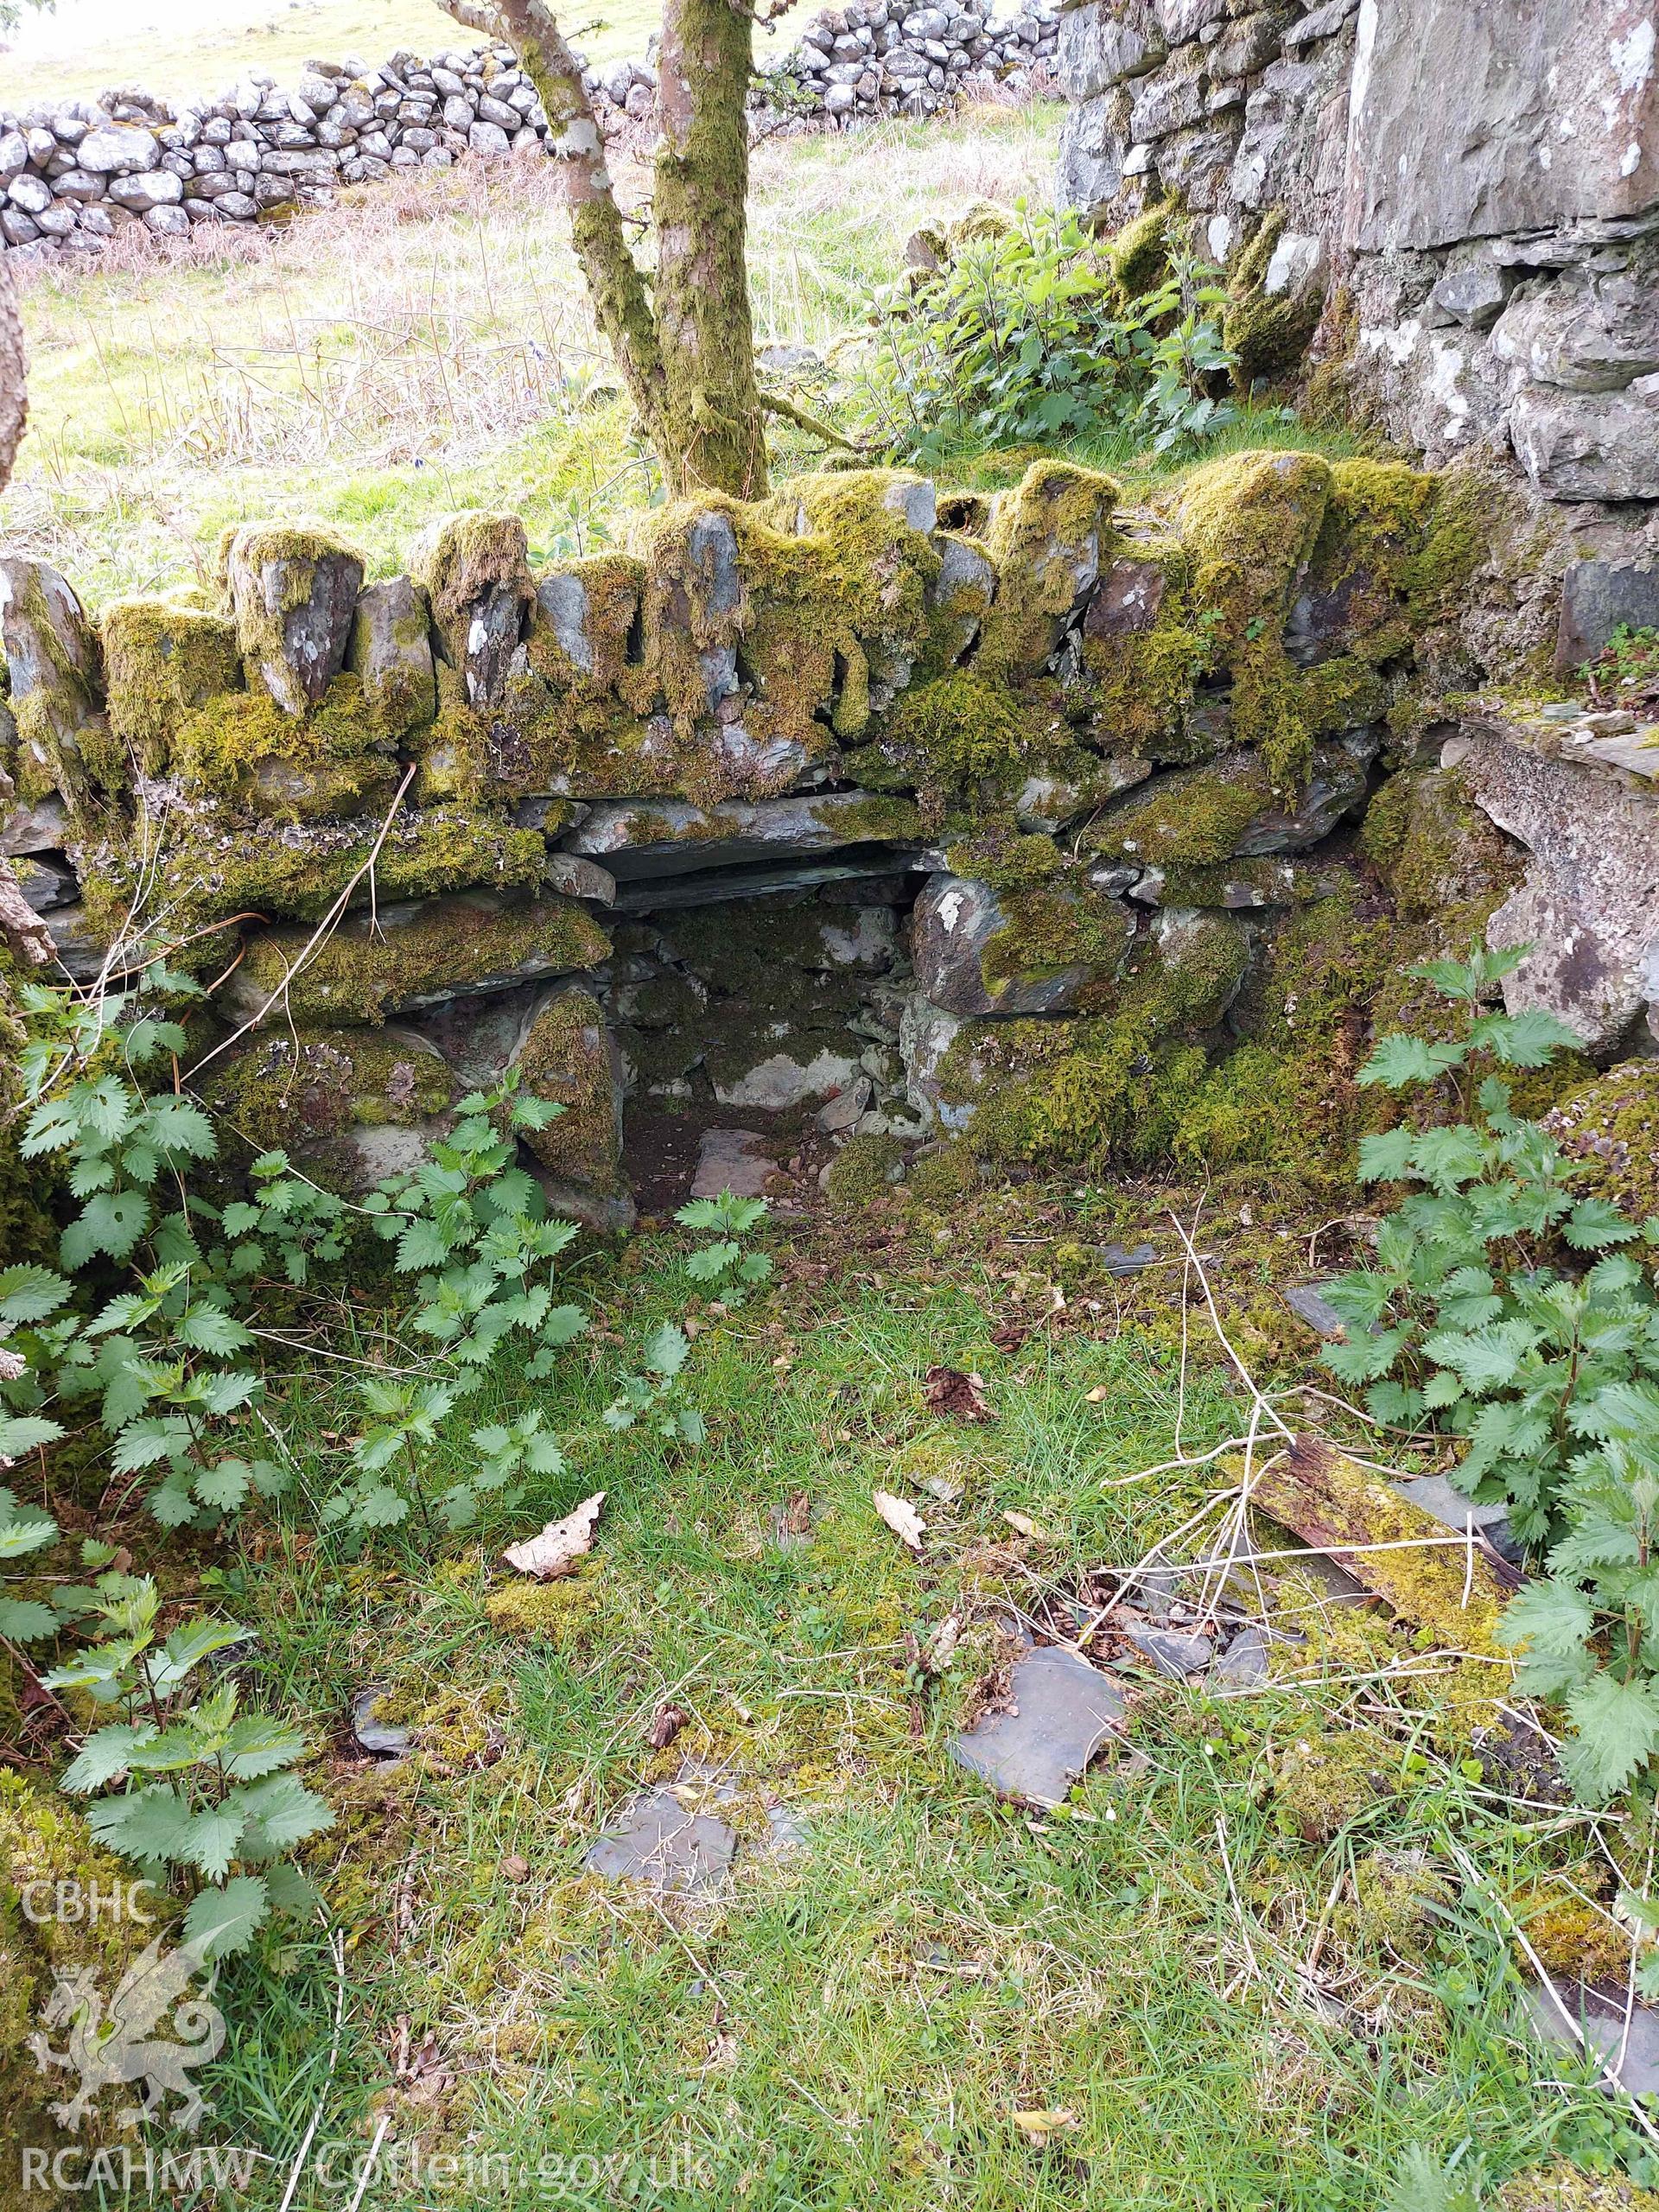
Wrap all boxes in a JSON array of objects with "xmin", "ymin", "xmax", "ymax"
[{"xmin": 436, "ymin": 0, "xmax": 502, "ymax": 32}]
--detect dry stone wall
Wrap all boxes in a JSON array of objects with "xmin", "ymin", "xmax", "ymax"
[
  {"xmin": 0, "ymin": 2, "xmax": 1058, "ymax": 264},
  {"xmin": 3, "ymin": 455, "xmax": 1656, "ymax": 1224},
  {"xmin": 1057, "ymin": 0, "xmax": 1659, "ymax": 613}
]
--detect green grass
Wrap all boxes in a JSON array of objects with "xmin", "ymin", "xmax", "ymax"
[
  {"xmin": 2, "ymin": 0, "xmax": 680, "ymax": 108},
  {"xmin": 165, "ymin": 1219, "xmax": 1647, "ymax": 2211}
]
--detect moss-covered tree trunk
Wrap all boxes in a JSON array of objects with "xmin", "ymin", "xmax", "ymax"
[{"xmin": 440, "ymin": 0, "xmax": 767, "ymax": 499}]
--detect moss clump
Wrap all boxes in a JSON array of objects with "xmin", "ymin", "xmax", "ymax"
[
  {"xmin": 948, "ymin": 910, "xmax": 1249, "ymax": 1161},
  {"xmin": 513, "ymin": 988, "xmax": 622, "ymax": 1189},
  {"xmin": 99, "ymin": 598, "xmax": 242, "ymax": 771},
  {"xmin": 1078, "ymin": 542, "xmax": 1213, "ymax": 757},
  {"xmin": 1109, "ymin": 200, "xmax": 1172, "ymax": 296},
  {"xmin": 1510, "ymin": 1885, "xmax": 1637, "ymax": 1985},
  {"xmin": 1177, "ymin": 448, "xmax": 1335, "ymax": 793},
  {"xmin": 0, "ymin": 1773, "xmax": 184, "ymax": 2179},
  {"xmin": 943, "ymin": 825, "xmax": 1064, "ymax": 892},
  {"xmin": 199, "ymin": 1025, "xmax": 455, "ymax": 1151},
  {"xmin": 234, "ymin": 891, "xmax": 611, "ymax": 1027},
  {"xmin": 168, "ymin": 674, "xmax": 397, "ymax": 820},
  {"xmin": 222, "ymin": 521, "xmax": 365, "ymax": 714},
  {"xmin": 978, "ymin": 878, "xmax": 1135, "ymax": 1002},
  {"xmin": 1359, "ymin": 765, "xmax": 1520, "ymax": 922},
  {"xmin": 979, "ymin": 460, "xmax": 1120, "ymax": 677},
  {"xmin": 1223, "ymin": 213, "xmax": 1323, "ymax": 387},
  {"xmin": 485, "ymin": 1571, "xmax": 602, "ymax": 1649},
  {"xmin": 346, "ymin": 577, "xmax": 437, "ymax": 744},
  {"xmin": 905, "ymin": 1141, "xmax": 981, "ymax": 1205},
  {"xmin": 1273, "ymin": 1732, "xmax": 1400, "ymax": 1844},
  {"xmin": 1497, "ymin": 2165, "xmax": 1659, "ymax": 2211},
  {"xmin": 525, "ymin": 553, "xmax": 645, "ymax": 702},
  {"xmin": 824, "ymin": 1132, "xmax": 906, "ymax": 1205},
  {"xmin": 881, "ymin": 671, "xmax": 1028, "ymax": 795},
  {"xmin": 1085, "ymin": 753, "xmax": 1269, "ymax": 866},
  {"xmin": 1544, "ymin": 1062, "xmax": 1659, "ymax": 1227}
]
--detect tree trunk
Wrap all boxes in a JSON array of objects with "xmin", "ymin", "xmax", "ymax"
[
  {"xmin": 0, "ymin": 253, "xmax": 54, "ymax": 969},
  {"xmin": 439, "ymin": 0, "xmax": 767, "ymax": 499},
  {"xmin": 652, "ymin": 0, "xmax": 769, "ymax": 499}
]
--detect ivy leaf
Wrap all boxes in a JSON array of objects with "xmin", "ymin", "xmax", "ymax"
[{"xmin": 183, "ymin": 1873, "xmax": 270, "ymax": 1961}]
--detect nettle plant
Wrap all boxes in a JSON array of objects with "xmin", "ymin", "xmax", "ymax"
[
  {"xmin": 849, "ymin": 200, "xmax": 1238, "ymax": 466},
  {"xmin": 47, "ymin": 1577, "xmax": 331, "ymax": 1960},
  {"xmin": 1322, "ymin": 947, "xmax": 1659, "ymax": 1805}
]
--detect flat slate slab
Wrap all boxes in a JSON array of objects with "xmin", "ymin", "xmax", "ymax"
[
  {"xmin": 1389, "ymin": 1472, "xmax": 1521, "ymax": 1563},
  {"xmin": 950, "ymin": 1644, "xmax": 1127, "ymax": 1808},
  {"xmin": 583, "ymin": 1787, "xmax": 738, "ymax": 1896},
  {"xmin": 691, "ymin": 1128, "xmax": 773, "ymax": 1200},
  {"xmin": 1523, "ymin": 1978, "xmax": 1659, "ymax": 2099}
]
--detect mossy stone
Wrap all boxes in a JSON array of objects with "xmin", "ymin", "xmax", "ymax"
[{"xmin": 99, "ymin": 598, "xmax": 242, "ymax": 772}]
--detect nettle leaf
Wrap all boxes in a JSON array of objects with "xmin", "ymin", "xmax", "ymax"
[
  {"xmin": 60, "ymin": 1724, "xmax": 155, "ymax": 1792},
  {"xmin": 1324, "ymin": 1327, "xmax": 1408, "ymax": 1386},
  {"xmin": 86, "ymin": 1783, "xmax": 196, "ymax": 1861},
  {"xmin": 0, "ymin": 1503, "xmax": 60, "ymax": 1556},
  {"xmin": 1561, "ymin": 1674, "xmax": 1659, "ymax": 1803},
  {"xmin": 1359, "ymin": 1035, "xmax": 1465, "ymax": 1090},
  {"xmin": 1565, "ymin": 1198, "xmax": 1642, "ymax": 1252},
  {"xmin": 1501, "ymin": 1578, "xmax": 1595, "ymax": 1661},
  {"xmin": 177, "ymin": 1305, "xmax": 253, "ymax": 1357},
  {"xmin": 178, "ymin": 1803, "xmax": 250, "ymax": 1883},
  {"xmin": 183, "ymin": 1873, "xmax": 270, "ymax": 1961},
  {"xmin": 0, "ymin": 1596, "xmax": 64, "ymax": 1643},
  {"xmin": 0, "ymin": 1413, "xmax": 65, "ymax": 1460},
  {"xmin": 145, "ymin": 1096, "xmax": 218, "ymax": 1162},
  {"xmin": 233, "ymin": 1773, "xmax": 334, "ymax": 1858},
  {"xmin": 1470, "ymin": 1007, "xmax": 1583, "ymax": 1067},
  {"xmin": 62, "ymin": 1190, "xmax": 152, "ymax": 1268},
  {"xmin": 1421, "ymin": 1319, "xmax": 1540, "ymax": 1392},
  {"xmin": 642, "ymin": 1323, "xmax": 690, "ymax": 1380},
  {"xmin": 1357, "ymin": 1128, "xmax": 1417, "ymax": 1183},
  {"xmin": 0, "ymin": 1265, "xmax": 70, "ymax": 1326}
]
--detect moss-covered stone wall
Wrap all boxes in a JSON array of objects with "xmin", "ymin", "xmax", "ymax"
[{"xmin": 5, "ymin": 453, "xmax": 1650, "ymax": 1217}]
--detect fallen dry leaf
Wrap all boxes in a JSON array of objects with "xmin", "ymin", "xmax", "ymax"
[
  {"xmin": 1002, "ymin": 1510, "xmax": 1049, "ymax": 1541},
  {"xmin": 1085, "ymin": 1384, "xmax": 1109, "ymax": 1403},
  {"xmin": 499, "ymin": 1853, "xmax": 531, "ymax": 1883},
  {"xmin": 923, "ymin": 1364, "xmax": 995, "ymax": 1421},
  {"xmin": 873, "ymin": 1489, "xmax": 926, "ymax": 1551},
  {"xmin": 648, "ymin": 1703, "xmax": 688, "ymax": 1750},
  {"xmin": 502, "ymin": 1491, "xmax": 605, "ymax": 1580},
  {"xmin": 1012, "ymin": 2108, "xmax": 1077, "ymax": 2144},
  {"xmin": 922, "ymin": 1612, "xmax": 962, "ymax": 1675},
  {"xmin": 782, "ymin": 1489, "xmax": 812, "ymax": 1537}
]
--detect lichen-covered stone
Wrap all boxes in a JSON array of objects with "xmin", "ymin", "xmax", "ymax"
[
  {"xmin": 166, "ymin": 674, "xmax": 400, "ymax": 819},
  {"xmin": 199, "ymin": 1023, "xmax": 456, "ymax": 1153},
  {"xmin": 416, "ymin": 980, "xmax": 623, "ymax": 1190},
  {"xmin": 0, "ymin": 556, "xmax": 112, "ymax": 804},
  {"xmin": 1544, "ymin": 1061, "xmax": 1659, "ymax": 1226},
  {"xmin": 410, "ymin": 510, "xmax": 533, "ymax": 708},
  {"xmin": 912, "ymin": 870, "xmax": 1135, "ymax": 1017},
  {"xmin": 979, "ymin": 459, "xmax": 1120, "ymax": 676},
  {"xmin": 1085, "ymin": 739, "xmax": 1373, "ymax": 866},
  {"xmin": 564, "ymin": 790, "xmax": 923, "ymax": 879},
  {"xmin": 224, "ymin": 522, "xmax": 365, "ymax": 716},
  {"xmin": 348, "ymin": 575, "xmax": 436, "ymax": 741}
]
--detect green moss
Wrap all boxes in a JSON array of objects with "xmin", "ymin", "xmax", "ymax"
[
  {"xmin": 525, "ymin": 553, "xmax": 645, "ymax": 702},
  {"xmin": 99, "ymin": 598, "xmax": 242, "ymax": 771},
  {"xmin": 1109, "ymin": 200, "xmax": 1173, "ymax": 296},
  {"xmin": 1359, "ymin": 765, "xmax": 1520, "ymax": 922},
  {"xmin": 234, "ymin": 891, "xmax": 611, "ymax": 1027},
  {"xmin": 979, "ymin": 459, "xmax": 1120, "ymax": 677},
  {"xmin": 199, "ymin": 1025, "xmax": 456, "ymax": 1151},
  {"xmin": 1085, "ymin": 753, "xmax": 1268, "ymax": 865},
  {"xmin": 1497, "ymin": 2164, "xmax": 1659, "ymax": 2211},
  {"xmin": 1545, "ymin": 1062, "xmax": 1659, "ymax": 1226},
  {"xmin": 484, "ymin": 1571, "xmax": 603, "ymax": 1649},
  {"xmin": 168, "ymin": 673, "xmax": 397, "ymax": 820},
  {"xmin": 904, "ymin": 1141, "xmax": 981, "ymax": 1205},
  {"xmin": 942, "ymin": 826, "xmax": 1064, "ymax": 892},
  {"xmin": 1223, "ymin": 213, "xmax": 1323, "ymax": 387},
  {"xmin": 1273, "ymin": 1732, "xmax": 1400, "ymax": 1844},
  {"xmin": 346, "ymin": 581, "xmax": 438, "ymax": 745},
  {"xmin": 948, "ymin": 910, "xmax": 1249, "ymax": 1161},
  {"xmin": 824, "ymin": 1131, "xmax": 906, "ymax": 1205},
  {"xmin": 978, "ymin": 878, "xmax": 1135, "ymax": 1001},
  {"xmin": 513, "ymin": 988, "xmax": 622, "ymax": 1190},
  {"xmin": 880, "ymin": 672, "xmax": 1027, "ymax": 794}
]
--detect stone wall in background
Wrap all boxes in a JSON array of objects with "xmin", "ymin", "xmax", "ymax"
[
  {"xmin": 0, "ymin": 0, "xmax": 1058, "ymax": 265},
  {"xmin": 4, "ymin": 454, "xmax": 1656, "ymax": 1224},
  {"xmin": 1056, "ymin": 0, "xmax": 1659, "ymax": 578}
]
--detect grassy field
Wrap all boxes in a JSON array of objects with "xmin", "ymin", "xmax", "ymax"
[
  {"xmin": 1, "ymin": 105, "xmax": 1072, "ymax": 607},
  {"xmin": 2, "ymin": 0, "xmax": 677, "ymax": 107},
  {"xmin": 175, "ymin": 1188, "xmax": 1636, "ymax": 2210}
]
